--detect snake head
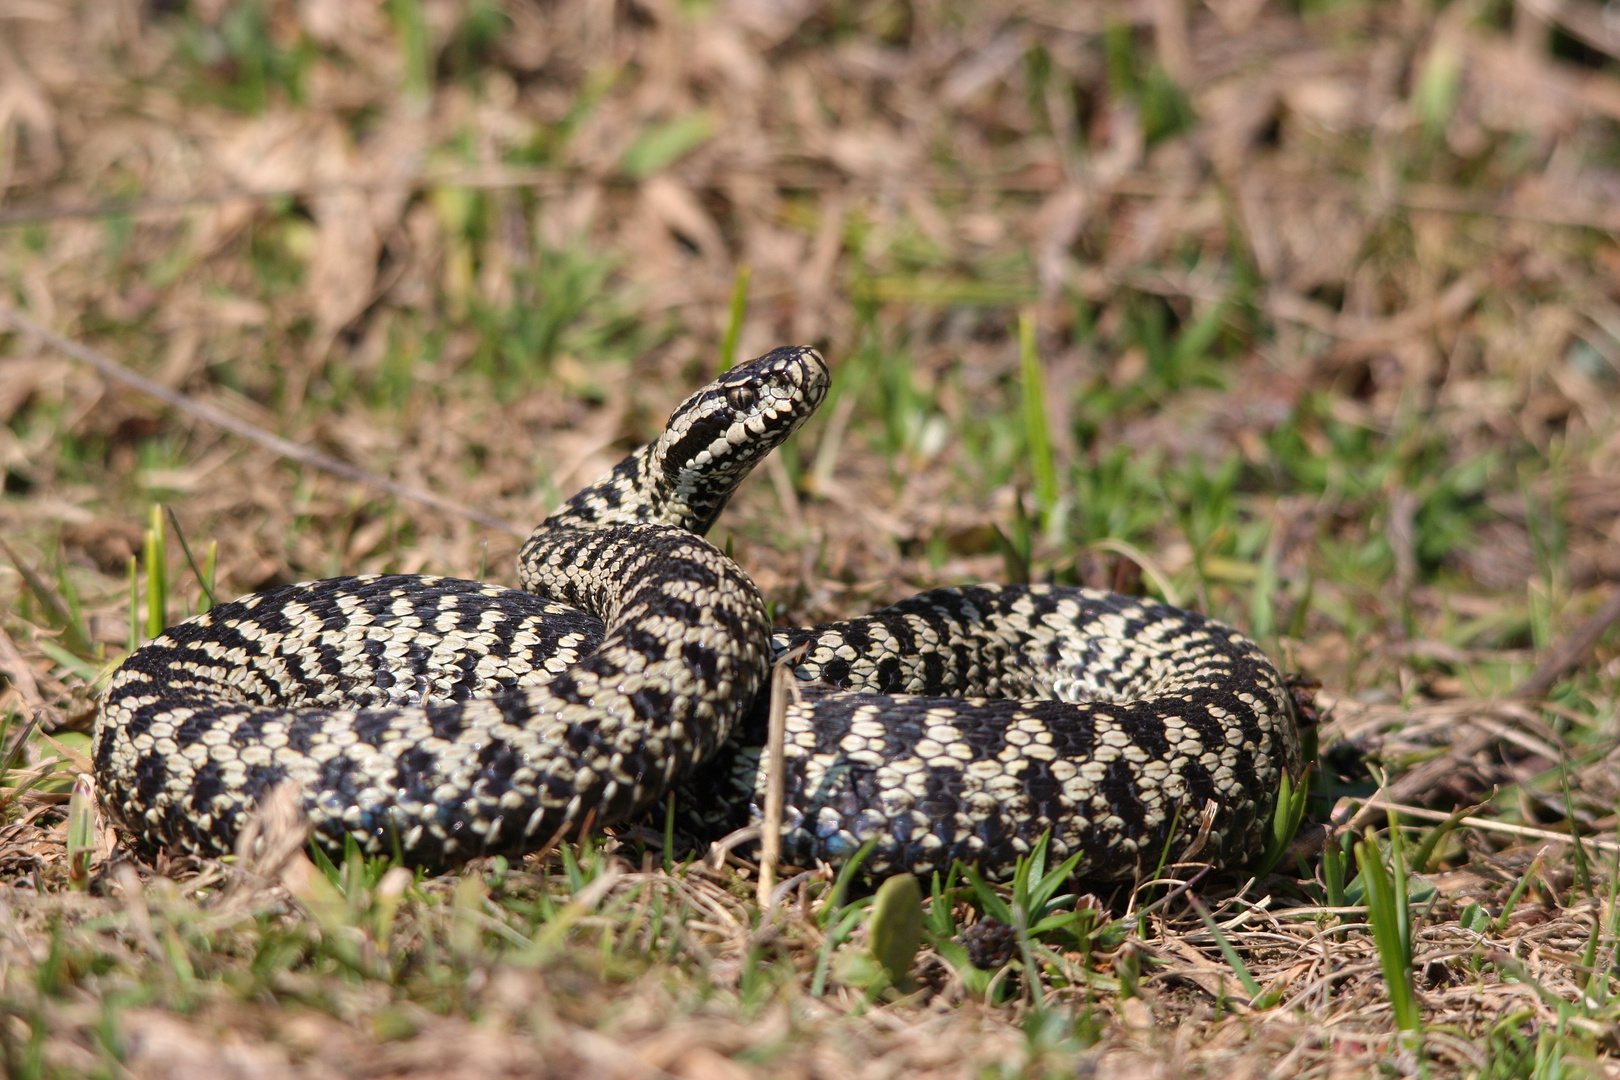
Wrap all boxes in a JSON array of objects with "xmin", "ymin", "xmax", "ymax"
[
  {"xmin": 653, "ymin": 345, "xmax": 830, "ymax": 532},
  {"xmin": 541, "ymin": 346, "xmax": 830, "ymax": 535}
]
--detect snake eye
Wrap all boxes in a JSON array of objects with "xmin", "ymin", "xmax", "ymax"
[{"xmin": 726, "ymin": 385, "xmax": 757, "ymax": 411}]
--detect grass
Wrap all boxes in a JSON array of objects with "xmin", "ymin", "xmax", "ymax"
[
  {"xmin": 3, "ymin": 0, "xmax": 1620, "ymax": 1075},
  {"xmin": 1356, "ymin": 816, "xmax": 1422, "ymax": 1039}
]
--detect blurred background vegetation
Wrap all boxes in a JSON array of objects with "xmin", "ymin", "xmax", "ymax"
[{"xmin": 2, "ymin": 0, "xmax": 1620, "ymax": 1075}]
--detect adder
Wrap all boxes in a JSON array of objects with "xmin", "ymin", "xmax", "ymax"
[{"xmin": 94, "ymin": 346, "xmax": 1301, "ymax": 880}]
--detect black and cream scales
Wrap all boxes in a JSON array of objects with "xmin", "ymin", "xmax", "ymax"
[{"xmin": 95, "ymin": 346, "xmax": 1301, "ymax": 879}]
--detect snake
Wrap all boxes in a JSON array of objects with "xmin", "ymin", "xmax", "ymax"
[{"xmin": 94, "ymin": 346, "xmax": 1302, "ymax": 881}]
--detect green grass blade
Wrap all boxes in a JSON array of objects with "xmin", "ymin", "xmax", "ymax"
[
  {"xmin": 818, "ymin": 838, "xmax": 877, "ymax": 929},
  {"xmin": 1323, "ymin": 831, "xmax": 1350, "ymax": 909},
  {"xmin": 66, "ymin": 774, "xmax": 95, "ymax": 890},
  {"xmin": 1494, "ymin": 851, "xmax": 1543, "ymax": 935},
  {"xmin": 144, "ymin": 504, "xmax": 167, "ymax": 640},
  {"xmin": 718, "ymin": 263, "xmax": 750, "ymax": 373},
  {"xmin": 662, "ymin": 796, "xmax": 676, "ymax": 876},
  {"xmin": 309, "ymin": 836, "xmax": 342, "ymax": 887},
  {"xmin": 1385, "ymin": 812, "xmax": 1415, "ymax": 975},
  {"xmin": 1253, "ymin": 766, "xmax": 1310, "ymax": 878},
  {"xmin": 1354, "ymin": 831, "xmax": 1421, "ymax": 1034},
  {"xmin": 51, "ymin": 561, "xmax": 90, "ymax": 658},
  {"xmin": 1029, "ymin": 849, "xmax": 1084, "ymax": 917},
  {"xmin": 127, "ymin": 554, "xmax": 140, "ymax": 653},
  {"xmin": 811, "ymin": 899, "xmax": 874, "ymax": 998},
  {"xmin": 1561, "ymin": 765, "xmax": 1592, "ymax": 898},
  {"xmin": 1250, "ymin": 520, "xmax": 1280, "ymax": 643},
  {"xmin": 1286, "ymin": 570, "xmax": 1315, "ymax": 641},
  {"xmin": 166, "ymin": 507, "xmax": 217, "ymax": 612},
  {"xmin": 925, "ymin": 862, "xmax": 972, "ymax": 939},
  {"xmin": 1011, "ymin": 832, "xmax": 1039, "ymax": 911},
  {"xmin": 1189, "ymin": 896, "xmax": 1262, "ymax": 1000},
  {"xmin": 1408, "ymin": 802, "xmax": 1472, "ymax": 875},
  {"xmin": 1139, "ymin": 797, "xmax": 1187, "ymax": 933},
  {"xmin": 1018, "ymin": 308, "xmax": 1057, "ymax": 515},
  {"xmin": 962, "ymin": 862, "xmax": 1014, "ymax": 925},
  {"xmin": 385, "ymin": 0, "xmax": 432, "ymax": 101},
  {"xmin": 621, "ymin": 111, "xmax": 715, "ymax": 179}
]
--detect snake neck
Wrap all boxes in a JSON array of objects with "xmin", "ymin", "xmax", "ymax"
[
  {"xmin": 517, "ymin": 524, "xmax": 737, "ymax": 623},
  {"xmin": 541, "ymin": 444, "xmax": 732, "ymax": 536}
]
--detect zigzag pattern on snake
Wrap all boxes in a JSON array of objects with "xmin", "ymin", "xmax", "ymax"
[{"xmin": 94, "ymin": 346, "xmax": 1301, "ymax": 880}]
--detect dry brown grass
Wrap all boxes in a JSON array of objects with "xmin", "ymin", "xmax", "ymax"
[{"xmin": 3, "ymin": 0, "xmax": 1620, "ymax": 1075}]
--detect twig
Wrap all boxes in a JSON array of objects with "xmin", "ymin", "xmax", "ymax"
[
  {"xmin": 6, "ymin": 165, "xmax": 1620, "ymax": 233},
  {"xmin": 756, "ymin": 644, "xmax": 806, "ymax": 908},
  {"xmin": 0, "ymin": 307, "xmax": 525, "ymax": 536},
  {"xmin": 707, "ymin": 825, "xmax": 762, "ymax": 871},
  {"xmin": 1513, "ymin": 589, "xmax": 1620, "ymax": 700},
  {"xmin": 1359, "ymin": 799, "xmax": 1620, "ymax": 856}
]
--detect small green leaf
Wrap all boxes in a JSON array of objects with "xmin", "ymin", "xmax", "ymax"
[{"xmin": 868, "ymin": 873, "xmax": 923, "ymax": 986}]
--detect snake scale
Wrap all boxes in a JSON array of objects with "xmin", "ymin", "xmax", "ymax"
[{"xmin": 95, "ymin": 346, "xmax": 1302, "ymax": 881}]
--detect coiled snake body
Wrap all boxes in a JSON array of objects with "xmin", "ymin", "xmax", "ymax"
[{"xmin": 95, "ymin": 347, "xmax": 1301, "ymax": 880}]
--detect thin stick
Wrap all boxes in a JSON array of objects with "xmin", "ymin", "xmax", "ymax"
[
  {"xmin": 4, "ymin": 165, "xmax": 1619, "ymax": 233},
  {"xmin": 0, "ymin": 307, "xmax": 524, "ymax": 536},
  {"xmin": 1360, "ymin": 799, "xmax": 1620, "ymax": 855},
  {"xmin": 756, "ymin": 645, "xmax": 805, "ymax": 908}
]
